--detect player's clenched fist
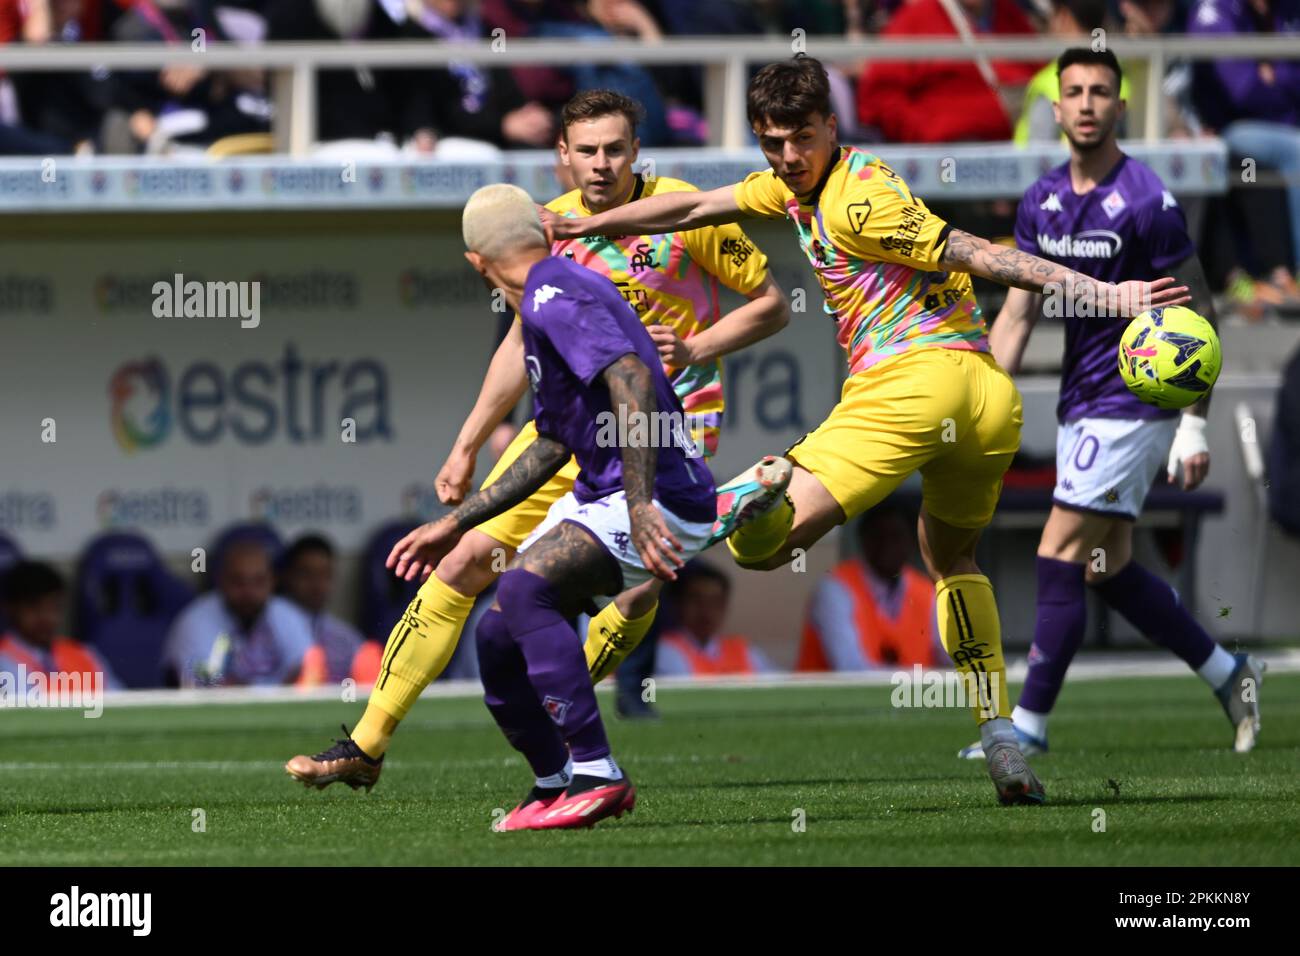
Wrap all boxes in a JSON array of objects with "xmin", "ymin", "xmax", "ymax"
[
  {"xmin": 647, "ymin": 324, "xmax": 692, "ymax": 369},
  {"xmin": 435, "ymin": 447, "xmax": 477, "ymax": 505}
]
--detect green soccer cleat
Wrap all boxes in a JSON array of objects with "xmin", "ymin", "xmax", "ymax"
[{"xmin": 706, "ymin": 455, "xmax": 794, "ymax": 548}]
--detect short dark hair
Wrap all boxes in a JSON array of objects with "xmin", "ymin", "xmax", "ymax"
[
  {"xmin": 747, "ymin": 56, "xmax": 832, "ymax": 130},
  {"xmin": 281, "ymin": 533, "xmax": 334, "ymax": 571},
  {"xmin": 1056, "ymin": 47, "xmax": 1123, "ymax": 91},
  {"xmin": 1054, "ymin": 0, "xmax": 1108, "ymax": 34},
  {"xmin": 855, "ymin": 501, "xmax": 911, "ymax": 548},
  {"xmin": 561, "ymin": 89, "xmax": 644, "ymax": 140},
  {"xmin": 672, "ymin": 559, "xmax": 731, "ymax": 599},
  {"xmin": 2, "ymin": 560, "xmax": 65, "ymax": 605}
]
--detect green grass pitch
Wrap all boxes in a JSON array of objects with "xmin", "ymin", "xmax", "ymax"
[{"xmin": 2, "ymin": 674, "xmax": 1297, "ymax": 866}]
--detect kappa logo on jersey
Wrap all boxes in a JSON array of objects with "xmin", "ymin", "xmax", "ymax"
[
  {"xmin": 532, "ymin": 284, "xmax": 564, "ymax": 310},
  {"xmin": 1040, "ymin": 193, "xmax": 1063, "ymax": 213},
  {"xmin": 1102, "ymin": 189, "xmax": 1127, "ymax": 220},
  {"xmin": 847, "ymin": 200, "xmax": 873, "ymax": 233},
  {"xmin": 542, "ymin": 695, "xmax": 571, "ymax": 724},
  {"xmin": 1161, "ymin": 189, "xmax": 1179, "ymax": 211},
  {"xmin": 1037, "ymin": 229, "xmax": 1123, "ymax": 259}
]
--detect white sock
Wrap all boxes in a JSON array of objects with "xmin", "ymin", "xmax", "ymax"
[
  {"xmin": 571, "ymin": 756, "xmax": 623, "ymax": 781},
  {"xmin": 1012, "ymin": 705, "xmax": 1049, "ymax": 741},
  {"xmin": 979, "ymin": 717, "xmax": 1018, "ymax": 750},
  {"xmin": 536, "ymin": 759, "xmax": 573, "ymax": 790},
  {"xmin": 1197, "ymin": 646, "xmax": 1237, "ymax": 690}
]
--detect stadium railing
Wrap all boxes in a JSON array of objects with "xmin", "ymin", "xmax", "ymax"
[{"xmin": 2, "ymin": 35, "xmax": 1299, "ymax": 153}]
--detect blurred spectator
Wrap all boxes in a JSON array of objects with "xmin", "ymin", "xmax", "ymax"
[
  {"xmin": 655, "ymin": 561, "xmax": 775, "ymax": 677},
  {"xmin": 0, "ymin": 0, "xmax": 114, "ymax": 154},
  {"xmin": 265, "ymin": 0, "xmax": 426, "ymax": 150},
  {"xmin": 483, "ymin": 0, "xmax": 671, "ymax": 144},
  {"xmin": 858, "ymin": 0, "xmax": 1041, "ymax": 143},
  {"xmin": 0, "ymin": 561, "xmax": 119, "ymax": 692},
  {"xmin": 1190, "ymin": 0, "xmax": 1300, "ymax": 298},
  {"xmin": 106, "ymin": 0, "xmax": 271, "ymax": 153},
  {"xmin": 798, "ymin": 505, "xmax": 944, "ymax": 671},
  {"xmin": 398, "ymin": 0, "xmax": 556, "ymax": 152},
  {"xmin": 164, "ymin": 538, "xmax": 313, "ymax": 686},
  {"xmin": 1118, "ymin": 0, "xmax": 1184, "ymax": 32},
  {"xmin": 278, "ymin": 533, "xmax": 368, "ymax": 685},
  {"xmin": 1015, "ymin": 0, "xmax": 1132, "ymax": 144}
]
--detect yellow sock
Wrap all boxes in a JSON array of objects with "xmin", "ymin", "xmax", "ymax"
[
  {"xmin": 351, "ymin": 701, "xmax": 399, "ymax": 760},
  {"xmin": 354, "ymin": 573, "xmax": 476, "ymax": 756},
  {"xmin": 934, "ymin": 573, "xmax": 1010, "ymax": 724},
  {"xmin": 585, "ymin": 601, "xmax": 658, "ymax": 683},
  {"xmin": 725, "ymin": 493, "xmax": 794, "ymax": 565}
]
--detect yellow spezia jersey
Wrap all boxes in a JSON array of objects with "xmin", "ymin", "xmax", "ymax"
[
  {"xmin": 546, "ymin": 174, "xmax": 770, "ymax": 456},
  {"xmin": 733, "ymin": 146, "xmax": 988, "ymax": 375}
]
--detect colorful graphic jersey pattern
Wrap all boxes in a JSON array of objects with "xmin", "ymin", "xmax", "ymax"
[
  {"xmin": 734, "ymin": 146, "xmax": 987, "ymax": 375},
  {"xmin": 549, "ymin": 175, "xmax": 770, "ymax": 456}
]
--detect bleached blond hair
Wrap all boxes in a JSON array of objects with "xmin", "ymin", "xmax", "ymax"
[{"xmin": 462, "ymin": 183, "xmax": 547, "ymax": 261}]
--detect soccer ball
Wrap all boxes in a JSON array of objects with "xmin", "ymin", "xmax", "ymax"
[{"xmin": 1117, "ymin": 306, "xmax": 1221, "ymax": 410}]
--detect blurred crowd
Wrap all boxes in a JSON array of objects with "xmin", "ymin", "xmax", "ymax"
[{"xmin": 0, "ymin": 504, "xmax": 951, "ymax": 696}]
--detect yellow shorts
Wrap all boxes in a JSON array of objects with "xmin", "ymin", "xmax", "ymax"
[
  {"xmin": 786, "ymin": 348, "xmax": 1022, "ymax": 529},
  {"xmin": 474, "ymin": 420, "xmax": 582, "ymax": 550}
]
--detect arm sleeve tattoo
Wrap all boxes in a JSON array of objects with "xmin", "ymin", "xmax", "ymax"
[
  {"xmin": 601, "ymin": 353, "xmax": 657, "ymax": 510},
  {"xmin": 446, "ymin": 433, "xmax": 570, "ymax": 532},
  {"xmin": 940, "ymin": 227, "xmax": 1110, "ymax": 302}
]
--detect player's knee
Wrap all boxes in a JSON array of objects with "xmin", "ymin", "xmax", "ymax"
[{"xmin": 439, "ymin": 536, "xmax": 506, "ymax": 594}]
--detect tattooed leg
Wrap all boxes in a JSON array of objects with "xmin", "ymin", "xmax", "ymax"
[{"xmin": 489, "ymin": 520, "xmax": 624, "ymax": 765}]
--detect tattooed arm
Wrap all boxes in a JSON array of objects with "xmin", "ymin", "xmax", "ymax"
[
  {"xmin": 387, "ymin": 434, "xmax": 570, "ymax": 581},
  {"xmin": 601, "ymin": 353, "xmax": 685, "ymax": 580},
  {"xmin": 939, "ymin": 228, "xmax": 1190, "ymax": 318}
]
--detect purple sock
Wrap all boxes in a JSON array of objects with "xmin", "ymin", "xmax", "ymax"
[
  {"xmin": 1019, "ymin": 557, "xmax": 1088, "ymax": 715},
  {"xmin": 497, "ymin": 569, "xmax": 611, "ymax": 763},
  {"xmin": 1093, "ymin": 561, "xmax": 1215, "ymax": 669},
  {"xmin": 476, "ymin": 608, "xmax": 569, "ymax": 778}
]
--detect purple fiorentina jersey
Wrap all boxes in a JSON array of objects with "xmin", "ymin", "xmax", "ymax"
[
  {"xmin": 519, "ymin": 256, "xmax": 716, "ymax": 523},
  {"xmin": 1016, "ymin": 155, "xmax": 1193, "ymax": 423}
]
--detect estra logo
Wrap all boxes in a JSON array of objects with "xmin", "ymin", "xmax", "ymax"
[{"xmin": 108, "ymin": 344, "xmax": 393, "ymax": 452}]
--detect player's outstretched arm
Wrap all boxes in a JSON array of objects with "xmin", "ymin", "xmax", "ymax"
[
  {"xmin": 388, "ymin": 434, "xmax": 570, "ymax": 581},
  {"xmin": 940, "ymin": 228, "xmax": 1191, "ymax": 318},
  {"xmin": 649, "ymin": 276, "xmax": 789, "ymax": 367},
  {"xmin": 987, "ymin": 287, "xmax": 1043, "ymax": 375},
  {"xmin": 601, "ymin": 353, "xmax": 686, "ymax": 581},
  {"xmin": 436, "ymin": 320, "xmax": 530, "ymax": 505},
  {"xmin": 544, "ymin": 184, "xmax": 745, "ymax": 241}
]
